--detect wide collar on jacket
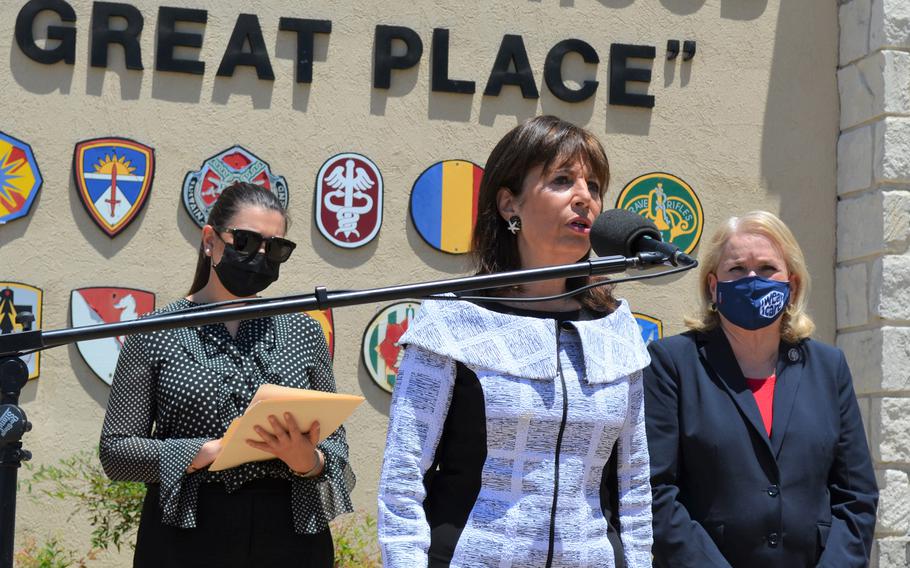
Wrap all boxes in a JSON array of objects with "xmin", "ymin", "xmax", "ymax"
[
  {"xmin": 696, "ymin": 326, "xmax": 808, "ymax": 460},
  {"xmin": 399, "ymin": 297, "xmax": 650, "ymax": 384}
]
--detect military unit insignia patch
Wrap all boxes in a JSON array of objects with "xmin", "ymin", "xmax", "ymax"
[
  {"xmin": 633, "ymin": 312, "xmax": 663, "ymax": 346},
  {"xmin": 0, "ymin": 282, "xmax": 43, "ymax": 379},
  {"xmin": 315, "ymin": 153, "xmax": 383, "ymax": 248},
  {"xmin": 73, "ymin": 138, "xmax": 155, "ymax": 237},
  {"xmin": 0, "ymin": 132, "xmax": 42, "ymax": 225},
  {"xmin": 362, "ymin": 301, "xmax": 421, "ymax": 393},
  {"xmin": 304, "ymin": 308, "xmax": 335, "ymax": 359},
  {"xmin": 70, "ymin": 287, "xmax": 156, "ymax": 385},
  {"xmin": 410, "ymin": 160, "xmax": 483, "ymax": 254},
  {"xmin": 616, "ymin": 172, "xmax": 704, "ymax": 255},
  {"xmin": 183, "ymin": 146, "xmax": 289, "ymax": 228}
]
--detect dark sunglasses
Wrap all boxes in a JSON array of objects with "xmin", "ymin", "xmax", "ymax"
[{"xmin": 212, "ymin": 227, "xmax": 297, "ymax": 263}]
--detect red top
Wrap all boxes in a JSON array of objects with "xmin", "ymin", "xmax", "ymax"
[{"xmin": 745, "ymin": 374, "xmax": 776, "ymax": 436}]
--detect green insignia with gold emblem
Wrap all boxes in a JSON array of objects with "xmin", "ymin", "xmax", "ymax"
[{"xmin": 615, "ymin": 172, "xmax": 704, "ymax": 255}]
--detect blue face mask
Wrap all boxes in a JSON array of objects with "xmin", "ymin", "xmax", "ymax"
[{"xmin": 715, "ymin": 275, "xmax": 791, "ymax": 330}]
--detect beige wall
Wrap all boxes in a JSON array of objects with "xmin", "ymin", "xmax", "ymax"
[{"xmin": 0, "ymin": 0, "xmax": 838, "ymax": 564}]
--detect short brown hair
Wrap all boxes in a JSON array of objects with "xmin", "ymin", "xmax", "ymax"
[{"xmin": 471, "ymin": 115, "xmax": 615, "ymax": 310}]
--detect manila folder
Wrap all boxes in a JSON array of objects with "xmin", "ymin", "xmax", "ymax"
[{"xmin": 209, "ymin": 384, "xmax": 364, "ymax": 472}]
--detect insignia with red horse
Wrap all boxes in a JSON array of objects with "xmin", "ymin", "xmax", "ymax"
[{"xmin": 70, "ymin": 287, "xmax": 156, "ymax": 385}]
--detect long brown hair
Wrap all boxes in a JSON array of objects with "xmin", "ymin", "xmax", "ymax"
[
  {"xmin": 187, "ymin": 182, "xmax": 290, "ymax": 295},
  {"xmin": 472, "ymin": 115, "xmax": 615, "ymax": 310}
]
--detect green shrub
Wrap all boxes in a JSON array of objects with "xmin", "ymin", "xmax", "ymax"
[
  {"xmin": 22, "ymin": 451, "xmax": 381, "ymax": 567},
  {"xmin": 330, "ymin": 510, "xmax": 381, "ymax": 568},
  {"xmin": 24, "ymin": 451, "xmax": 145, "ymax": 553},
  {"xmin": 13, "ymin": 535, "xmax": 89, "ymax": 568}
]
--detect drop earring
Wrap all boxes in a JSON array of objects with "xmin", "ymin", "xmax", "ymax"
[{"xmin": 507, "ymin": 215, "xmax": 522, "ymax": 235}]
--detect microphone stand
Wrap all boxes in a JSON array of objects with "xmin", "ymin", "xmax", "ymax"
[{"xmin": 0, "ymin": 252, "xmax": 661, "ymax": 567}]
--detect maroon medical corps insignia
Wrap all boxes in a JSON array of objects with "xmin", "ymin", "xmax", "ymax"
[
  {"xmin": 315, "ymin": 153, "xmax": 383, "ymax": 248},
  {"xmin": 71, "ymin": 287, "xmax": 156, "ymax": 385},
  {"xmin": 182, "ymin": 146, "xmax": 289, "ymax": 228}
]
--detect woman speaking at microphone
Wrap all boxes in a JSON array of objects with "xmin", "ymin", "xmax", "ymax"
[
  {"xmin": 99, "ymin": 182, "xmax": 355, "ymax": 568},
  {"xmin": 644, "ymin": 211, "xmax": 877, "ymax": 567},
  {"xmin": 378, "ymin": 116, "xmax": 653, "ymax": 567}
]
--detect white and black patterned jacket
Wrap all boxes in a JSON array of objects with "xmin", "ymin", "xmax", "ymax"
[{"xmin": 378, "ymin": 298, "xmax": 653, "ymax": 568}]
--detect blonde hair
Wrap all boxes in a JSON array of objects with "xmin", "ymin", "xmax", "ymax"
[{"xmin": 685, "ymin": 210, "xmax": 815, "ymax": 343}]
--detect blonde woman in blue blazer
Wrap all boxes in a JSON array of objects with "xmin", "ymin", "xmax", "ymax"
[{"xmin": 645, "ymin": 211, "xmax": 877, "ymax": 567}]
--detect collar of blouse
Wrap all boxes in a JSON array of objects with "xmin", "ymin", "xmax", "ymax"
[{"xmin": 399, "ymin": 298, "xmax": 650, "ymax": 384}]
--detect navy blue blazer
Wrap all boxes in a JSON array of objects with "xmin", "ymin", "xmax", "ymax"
[{"xmin": 644, "ymin": 328, "xmax": 877, "ymax": 568}]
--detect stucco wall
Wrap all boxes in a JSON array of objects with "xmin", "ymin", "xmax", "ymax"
[{"xmin": 0, "ymin": 0, "xmax": 838, "ymax": 564}]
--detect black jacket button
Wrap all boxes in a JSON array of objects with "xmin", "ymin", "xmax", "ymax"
[
  {"xmin": 767, "ymin": 532, "xmax": 780, "ymax": 546},
  {"xmin": 767, "ymin": 485, "xmax": 780, "ymax": 497}
]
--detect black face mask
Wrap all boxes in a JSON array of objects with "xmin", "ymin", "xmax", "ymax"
[{"xmin": 213, "ymin": 243, "xmax": 280, "ymax": 297}]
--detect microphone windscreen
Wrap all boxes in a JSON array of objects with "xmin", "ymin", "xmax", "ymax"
[{"xmin": 590, "ymin": 209, "xmax": 661, "ymax": 257}]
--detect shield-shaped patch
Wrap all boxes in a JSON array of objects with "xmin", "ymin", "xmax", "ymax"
[
  {"xmin": 73, "ymin": 138, "xmax": 155, "ymax": 237},
  {"xmin": 70, "ymin": 287, "xmax": 156, "ymax": 385},
  {"xmin": 0, "ymin": 282, "xmax": 43, "ymax": 379},
  {"xmin": 304, "ymin": 308, "xmax": 335, "ymax": 359}
]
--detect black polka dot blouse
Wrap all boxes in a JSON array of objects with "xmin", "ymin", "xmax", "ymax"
[{"xmin": 99, "ymin": 298, "xmax": 356, "ymax": 534}]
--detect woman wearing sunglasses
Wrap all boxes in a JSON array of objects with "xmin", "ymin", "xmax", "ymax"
[{"xmin": 100, "ymin": 182, "xmax": 355, "ymax": 568}]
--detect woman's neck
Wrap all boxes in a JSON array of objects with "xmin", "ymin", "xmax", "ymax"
[
  {"xmin": 720, "ymin": 320, "xmax": 780, "ymax": 378},
  {"xmin": 499, "ymin": 277, "xmax": 581, "ymax": 312},
  {"xmin": 188, "ymin": 281, "xmax": 236, "ymax": 304}
]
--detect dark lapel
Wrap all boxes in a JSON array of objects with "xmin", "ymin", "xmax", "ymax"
[
  {"xmin": 698, "ymin": 328, "xmax": 774, "ymax": 458},
  {"xmin": 769, "ymin": 341, "xmax": 805, "ymax": 458}
]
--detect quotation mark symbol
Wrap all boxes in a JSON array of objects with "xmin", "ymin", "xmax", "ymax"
[{"xmin": 666, "ymin": 40, "xmax": 696, "ymax": 61}]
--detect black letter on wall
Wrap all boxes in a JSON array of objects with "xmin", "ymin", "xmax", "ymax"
[
  {"xmin": 90, "ymin": 2, "xmax": 144, "ymax": 69},
  {"xmin": 484, "ymin": 35, "xmax": 538, "ymax": 99},
  {"xmin": 217, "ymin": 14, "xmax": 275, "ymax": 80},
  {"xmin": 373, "ymin": 25, "xmax": 423, "ymax": 89},
  {"xmin": 431, "ymin": 28, "xmax": 475, "ymax": 94},
  {"xmin": 544, "ymin": 39, "xmax": 599, "ymax": 103},
  {"xmin": 609, "ymin": 43, "xmax": 655, "ymax": 108},
  {"xmin": 278, "ymin": 18, "xmax": 331, "ymax": 84},
  {"xmin": 15, "ymin": 0, "xmax": 77, "ymax": 65},
  {"xmin": 156, "ymin": 6, "xmax": 206, "ymax": 75}
]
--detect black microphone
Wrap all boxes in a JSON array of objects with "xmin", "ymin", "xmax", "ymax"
[{"xmin": 591, "ymin": 209, "xmax": 697, "ymax": 266}]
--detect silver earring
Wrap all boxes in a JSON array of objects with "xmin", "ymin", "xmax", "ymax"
[{"xmin": 507, "ymin": 215, "xmax": 522, "ymax": 234}]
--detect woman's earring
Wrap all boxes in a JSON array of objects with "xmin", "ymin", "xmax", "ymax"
[
  {"xmin": 507, "ymin": 215, "xmax": 522, "ymax": 234},
  {"xmin": 709, "ymin": 302, "xmax": 718, "ymax": 312}
]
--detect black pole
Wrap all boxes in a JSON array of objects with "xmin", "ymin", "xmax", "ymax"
[
  {"xmin": 0, "ymin": 251, "xmax": 684, "ymax": 566},
  {"xmin": 0, "ymin": 358, "xmax": 30, "ymax": 568}
]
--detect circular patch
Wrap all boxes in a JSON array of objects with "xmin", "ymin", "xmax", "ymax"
[
  {"xmin": 362, "ymin": 301, "xmax": 421, "ymax": 393},
  {"xmin": 409, "ymin": 160, "xmax": 483, "ymax": 254},
  {"xmin": 615, "ymin": 172, "xmax": 703, "ymax": 255},
  {"xmin": 633, "ymin": 312, "xmax": 663, "ymax": 345},
  {"xmin": 788, "ymin": 348, "xmax": 800, "ymax": 363},
  {"xmin": 315, "ymin": 153, "xmax": 383, "ymax": 248}
]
